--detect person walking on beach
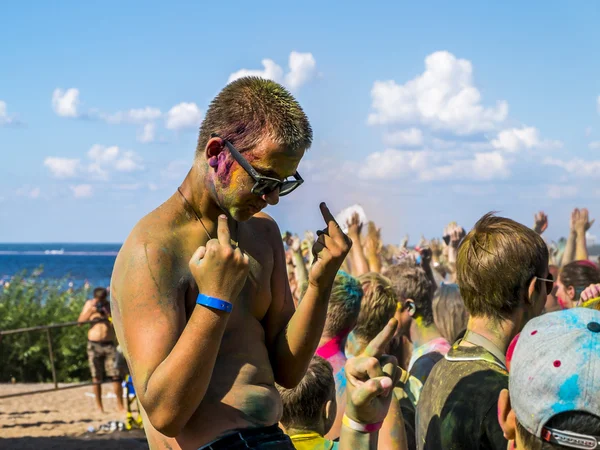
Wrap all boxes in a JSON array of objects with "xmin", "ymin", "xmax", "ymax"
[
  {"xmin": 78, "ymin": 287, "xmax": 125, "ymax": 413},
  {"xmin": 111, "ymin": 77, "xmax": 351, "ymax": 449}
]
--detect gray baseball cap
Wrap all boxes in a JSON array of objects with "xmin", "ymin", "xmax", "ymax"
[{"xmin": 510, "ymin": 308, "xmax": 600, "ymax": 448}]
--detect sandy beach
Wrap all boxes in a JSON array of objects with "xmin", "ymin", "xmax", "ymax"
[{"xmin": 0, "ymin": 383, "xmax": 148, "ymax": 449}]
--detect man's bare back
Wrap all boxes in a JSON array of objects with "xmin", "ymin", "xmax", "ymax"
[{"xmin": 111, "ymin": 195, "xmax": 289, "ymax": 449}]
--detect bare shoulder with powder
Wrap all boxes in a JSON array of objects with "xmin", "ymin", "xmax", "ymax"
[{"xmin": 110, "ymin": 201, "xmax": 195, "ymax": 389}]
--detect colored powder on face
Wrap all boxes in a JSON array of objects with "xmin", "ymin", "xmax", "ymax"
[
  {"xmin": 215, "ymin": 153, "xmax": 235, "ymax": 187},
  {"xmin": 557, "ymin": 295, "xmax": 569, "ymax": 309}
]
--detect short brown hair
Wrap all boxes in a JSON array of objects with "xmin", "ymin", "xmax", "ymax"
[
  {"xmin": 457, "ymin": 213, "xmax": 549, "ymax": 321},
  {"xmin": 559, "ymin": 261, "xmax": 600, "ymax": 302},
  {"xmin": 386, "ymin": 264, "xmax": 433, "ymax": 325},
  {"xmin": 277, "ymin": 355, "xmax": 334, "ymax": 429},
  {"xmin": 323, "ymin": 271, "xmax": 363, "ymax": 338},
  {"xmin": 353, "ymin": 272, "xmax": 397, "ymax": 343},
  {"xmin": 197, "ymin": 77, "xmax": 312, "ymax": 157}
]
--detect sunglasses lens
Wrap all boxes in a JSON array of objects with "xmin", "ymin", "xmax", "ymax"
[{"xmin": 279, "ymin": 180, "xmax": 302, "ymax": 196}]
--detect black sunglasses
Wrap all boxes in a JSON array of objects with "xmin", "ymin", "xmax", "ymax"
[{"xmin": 211, "ymin": 133, "xmax": 304, "ymax": 197}]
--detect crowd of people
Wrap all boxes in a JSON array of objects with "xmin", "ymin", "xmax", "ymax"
[
  {"xmin": 107, "ymin": 76, "xmax": 600, "ymax": 450},
  {"xmin": 278, "ymin": 207, "xmax": 600, "ymax": 450}
]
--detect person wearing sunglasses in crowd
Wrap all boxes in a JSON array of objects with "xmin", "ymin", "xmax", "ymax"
[{"xmin": 110, "ymin": 77, "xmax": 351, "ymax": 449}]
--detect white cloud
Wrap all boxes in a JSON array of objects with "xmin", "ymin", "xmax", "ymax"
[
  {"xmin": 166, "ymin": 102, "xmax": 203, "ymax": 130},
  {"xmin": 87, "ymin": 145, "xmax": 143, "ymax": 179},
  {"xmin": 228, "ymin": 59, "xmax": 285, "ymax": 85},
  {"xmin": 115, "ymin": 151, "xmax": 143, "ymax": 172},
  {"xmin": 138, "ymin": 123, "xmax": 156, "ymax": 143},
  {"xmin": 228, "ymin": 51, "xmax": 317, "ymax": 90},
  {"xmin": 543, "ymin": 157, "xmax": 600, "ymax": 177},
  {"xmin": 284, "ymin": 52, "xmax": 317, "ymax": 90},
  {"xmin": 358, "ymin": 149, "xmax": 430, "ymax": 180},
  {"xmin": 547, "ymin": 185, "xmax": 578, "ymax": 199},
  {"xmin": 597, "ymin": 95, "xmax": 600, "ymax": 114},
  {"xmin": 586, "ymin": 127, "xmax": 593, "ymax": 137},
  {"xmin": 16, "ymin": 186, "xmax": 41, "ymax": 199},
  {"xmin": 367, "ymin": 51, "xmax": 508, "ymax": 135},
  {"xmin": 52, "ymin": 88, "xmax": 80, "ymax": 117},
  {"xmin": 46, "ymin": 146, "xmax": 143, "ymax": 180},
  {"xmin": 0, "ymin": 101, "xmax": 17, "ymax": 126},
  {"xmin": 44, "ymin": 157, "xmax": 81, "ymax": 178},
  {"xmin": 589, "ymin": 141, "xmax": 600, "ymax": 150},
  {"xmin": 383, "ymin": 128, "xmax": 424, "ymax": 147},
  {"xmin": 356, "ymin": 148, "xmax": 509, "ymax": 182},
  {"xmin": 422, "ymin": 151, "xmax": 510, "ymax": 181},
  {"xmin": 491, "ymin": 126, "xmax": 562, "ymax": 153},
  {"xmin": 102, "ymin": 107, "xmax": 162, "ymax": 125},
  {"xmin": 70, "ymin": 184, "xmax": 92, "ymax": 198}
]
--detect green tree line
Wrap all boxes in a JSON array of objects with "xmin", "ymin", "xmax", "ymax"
[{"xmin": 0, "ymin": 270, "xmax": 92, "ymax": 383}]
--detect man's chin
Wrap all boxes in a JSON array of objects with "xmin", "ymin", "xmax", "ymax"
[{"xmin": 230, "ymin": 208, "xmax": 255, "ymax": 222}]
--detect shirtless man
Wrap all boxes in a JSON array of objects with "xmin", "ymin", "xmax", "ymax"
[
  {"xmin": 78, "ymin": 287, "xmax": 125, "ymax": 413},
  {"xmin": 110, "ymin": 77, "xmax": 351, "ymax": 449}
]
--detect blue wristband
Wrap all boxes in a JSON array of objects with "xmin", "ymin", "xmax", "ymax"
[{"xmin": 196, "ymin": 294, "xmax": 233, "ymax": 313}]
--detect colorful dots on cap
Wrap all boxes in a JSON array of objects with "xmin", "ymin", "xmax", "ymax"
[{"xmin": 553, "ymin": 360, "xmax": 562, "ymax": 368}]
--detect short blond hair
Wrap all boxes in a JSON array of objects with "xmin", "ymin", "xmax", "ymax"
[
  {"xmin": 353, "ymin": 272, "xmax": 397, "ymax": 342},
  {"xmin": 457, "ymin": 213, "xmax": 548, "ymax": 321}
]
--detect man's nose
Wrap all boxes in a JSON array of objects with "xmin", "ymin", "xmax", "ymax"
[{"xmin": 262, "ymin": 189, "xmax": 280, "ymax": 206}]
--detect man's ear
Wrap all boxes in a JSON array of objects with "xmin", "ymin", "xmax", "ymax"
[
  {"xmin": 498, "ymin": 389, "xmax": 517, "ymax": 441},
  {"xmin": 205, "ymin": 137, "xmax": 225, "ymax": 168},
  {"xmin": 405, "ymin": 299, "xmax": 416, "ymax": 317},
  {"xmin": 323, "ymin": 399, "xmax": 336, "ymax": 435}
]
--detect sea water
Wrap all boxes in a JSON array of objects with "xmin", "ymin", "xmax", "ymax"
[{"xmin": 0, "ymin": 243, "xmax": 120, "ymax": 289}]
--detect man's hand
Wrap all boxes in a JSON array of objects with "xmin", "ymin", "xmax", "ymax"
[
  {"xmin": 417, "ymin": 246, "xmax": 433, "ymax": 268},
  {"xmin": 346, "ymin": 212, "xmax": 363, "ymax": 238},
  {"xmin": 364, "ymin": 222, "xmax": 382, "ymax": 257},
  {"xmin": 345, "ymin": 318, "xmax": 400, "ymax": 425},
  {"xmin": 534, "ymin": 211, "xmax": 549, "ymax": 234},
  {"xmin": 188, "ymin": 215, "xmax": 249, "ymax": 303},
  {"xmin": 309, "ymin": 203, "xmax": 351, "ymax": 288},
  {"xmin": 580, "ymin": 283, "xmax": 600, "ymax": 305},
  {"xmin": 444, "ymin": 222, "xmax": 466, "ymax": 249},
  {"xmin": 572, "ymin": 208, "xmax": 595, "ymax": 234},
  {"xmin": 400, "ymin": 235, "xmax": 409, "ymax": 249}
]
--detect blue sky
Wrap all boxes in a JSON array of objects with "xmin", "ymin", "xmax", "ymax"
[{"xmin": 1, "ymin": 1, "xmax": 600, "ymax": 244}]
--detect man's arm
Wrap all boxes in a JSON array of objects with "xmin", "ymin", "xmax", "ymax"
[
  {"xmin": 261, "ymin": 204, "xmax": 350, "ymax": 388},
  {"xmin": 111, "ymin": 218, "xmax": 248, "ymax": 437},
  {"xmin": 347, "ymin": 213, "xmax": 370, "ymax": 277},
  {"xmin": 574, "ymin": 208, "xmax": 593, "ymax": 261},
  {"xmin": 78, "ymin": 301, "xmax": 94, "ymax": 323}
]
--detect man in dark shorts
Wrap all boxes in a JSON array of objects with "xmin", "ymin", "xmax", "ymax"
[
  {"xmin": 110, "ymin": 77, "xmax": 351, "ymax": 449},
  {"xmin": 78, "ymin": 287, "xmax": 124, "ymax": 412},
  {"xmin": 416, "ymin": 213, "xmax": 550, "ymax": 450}
]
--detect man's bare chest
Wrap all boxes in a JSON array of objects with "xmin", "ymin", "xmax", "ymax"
[{"xmin": 180, "ymin": 243, "xmax": 274, "ymax": 322}]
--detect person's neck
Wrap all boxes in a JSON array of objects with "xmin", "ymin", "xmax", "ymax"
[
  {"xmin": 178, "ymin": 165, "xmax": 232, "ymax": 237},
  {"xmin": 285, "ymin": 424, "xmax": 326, "ymax": 438},
  {"xmin": 318, "ymin": 329, "xmax": 350, "ymax": 349},
  {"xmin": 410, "ymin": 317, "xmax": 444, "ymax": 348},
  {"xmin": 464, "ymin": 312, "xmax": 523, "ymax": 355}
]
